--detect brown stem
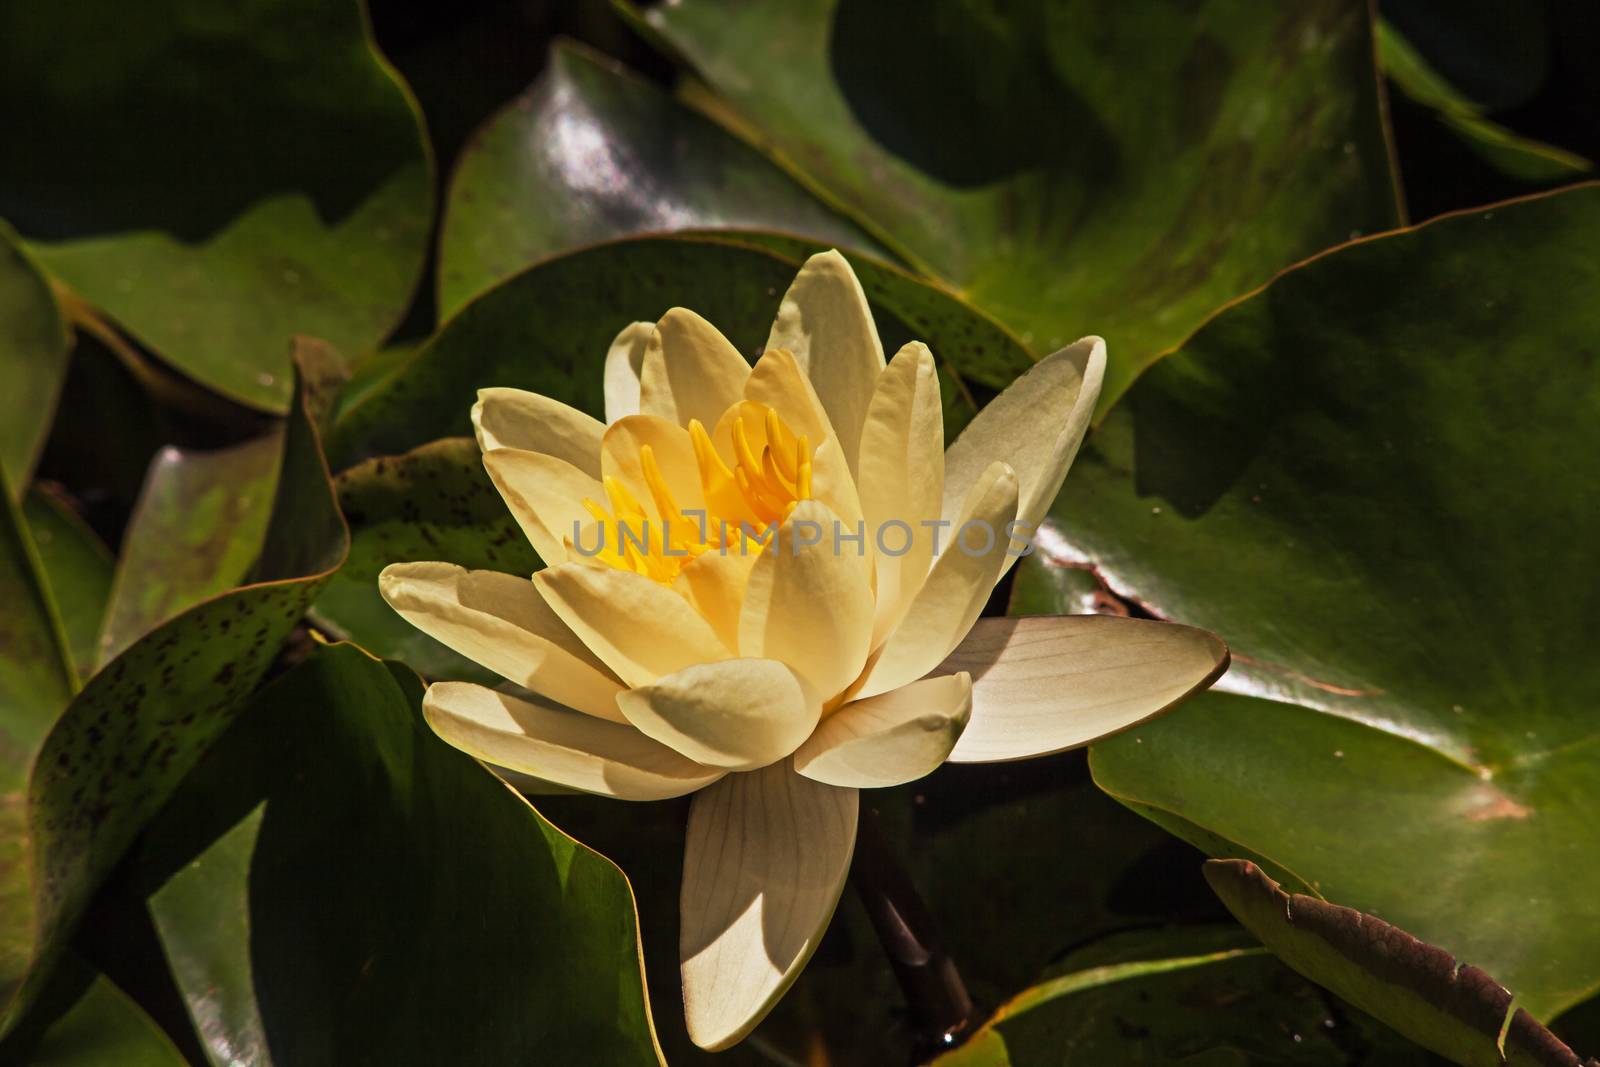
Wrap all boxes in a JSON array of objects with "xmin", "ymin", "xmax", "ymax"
[{"xmin": 851, "ymin": 804, "xmax": 975, "ymax": 1059}]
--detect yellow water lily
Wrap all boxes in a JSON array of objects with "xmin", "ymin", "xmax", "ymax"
[{"xmin": 378, "ymin": 251, "xmax": 1228, "ymax": 1050}]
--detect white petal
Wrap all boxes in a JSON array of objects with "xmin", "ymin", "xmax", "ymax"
[
  {"xmin": 423, "ymin": 682, "xmax": 722, "ymax": 799},
  {"xmin": 941, "ymin": 337, "xmax": 1105, "ymax": 542},
  {"xmin": 739, "ymin": 501, "xmax": 874, "ymax": 702},
  {"xmin": 765, "ymin": 250, "xmax": 884, "ymax": 477},
  {"xmin": 604, "ymin": 321, "xmax": 652, "ymax": 424},
  {"xmin": 856, "ymin": 461, "xmax": 1018, "ymax": 699},
  {"xmin": 482, "ymin": 448, "xmax": 604, "ymax": 565},
  {"xmin": 617, "ymin": 658, "xmax": 819, "ymax": 771},
  {"xmin": 857, "ymin": 341, "xmax": 944, "ymax": 643},
  {"xmin": 534, "ymin": 562, "xmax": 728, "ymax": 688},
  {"xmin": 379, "ymin": 562, "xmax": 625, "ymax": 721},
  {"xmin": 681, "ymin": 764, "xmax": 857, "ymax": 1050},
  {"xmin": 794, "ymin": 673, "xmax": 970, "ymax": 788},
  {"xmin": 942, "ymin": 615, "xmax": 1229, "ymax": 762},
  {"xmin": 640, "ymin": 307, "xmax": 751, "ymax": 428},
  {"xmin": 471, "ymin": 388, "xmax": 603, "ymax": 476}
]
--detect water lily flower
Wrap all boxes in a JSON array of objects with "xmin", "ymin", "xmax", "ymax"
[{"xmin": 379, "ymin": 251, "xmax": 1228, "ymax": 1050}]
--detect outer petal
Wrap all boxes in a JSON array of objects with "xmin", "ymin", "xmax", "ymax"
[
  {"xmin": 379, "ymin": 562, "xmax": 625, "ymax": 721},
  {"xmin": 617, "ymin": 658, "xmax": 819, "ymax": 771},
  {"xmin": 941, "ymin": 337, "xmax": 1105, "ymax": 541},
  {"xmin": 423, "ymin": 682, "xmax": 723, "ymax": 799},
  {"xmin": 640, "ymin": 307, "xmax": 751, "ymax": 428},
  {"xmin": 482, "ymin": 447, "xmax": 604, "ymax": 565},
  {"xmin": 604, "ymin": 321, "xmax": 652, "ymax": 424},
  {"xmin": 739, "ymin": 501, "xmax": 874, "ymax": 703},
  {"xmin": 471, "ymin": 388, "xmax": 604, "ymax": 476},
  {"xmin": 855, "ymin": 461, "xmax": 1018, "ymax": 699},
  {"xmin": 857, "ymin": 341, "xmax": 944, "ymax": 643},
  {"xmin": 681, "ymin": 763, "xmax": 858, "ymax": 1050},
  {"xmin": 939, "ymin": 615, "xmax": 1229, "ymax": 762},
  {"xmin": 534, "ymin": 562, "xmax": 728, "ymax": 688},
  {"xmin": 765, "ymin": 249, "xmax": 885, "ymax": 477},
  {"xmin": 794, "ymin": 672, "xmax": 970, "ymax": 788}
]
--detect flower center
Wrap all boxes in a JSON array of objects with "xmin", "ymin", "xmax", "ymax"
[{"xmin": 579, "ymin": 403, "xmax": 813, "ymax": 583}]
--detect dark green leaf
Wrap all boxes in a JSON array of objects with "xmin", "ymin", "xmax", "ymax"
[
  {"xmin": 0, "ymin": 356, "xmax": 347, "ymax": 1035},
  {"xmin": 1008, "ymin": 184, "xmax": 1600, "ymax": 1021},
  {"xmin": 0, "ymin": 957, "xmax": 187, "ymax": 1067},
  {"xmin": 437, "ymin": 41, "xmax": 879, "ymax": 317},
  {"xmin": 0, "ymin": 224, "xmax": 70, "ymax": 494},
  {"xmin": 98, "ymin": 434, "xmax": 283, "ymax": 665},
  {"xmin": 1205, "ymin": 861, "xmax": 1599, "ymax": 1067},
  {"xmin": 930, "ymin": 927, "xmax": 1366, "ymax": 1067},
  {"xmin": 311, "ymin": 437, "xmax": 541, "ymax": 681},
  {"xmin": 0, "ymin": 476, "xmax": 77, "ymax": 1020},
  {"xmin": 330, "ymin": 235, "xmax": 1030, "ymax": 464},
  {"xmin": 1379, "ymin": 20, "xmax": 1590, "ymax": 184},
  {"xmin": 139, "ymin": 644, "xmax": 660, "ymax": 1066},
  {"xmin": 21, "ymin": 490, "xmax": 112, "ymax": 683},
  {"xmin": 640, "ymin": 0, "xmax": 1402, "ymax": 408},
  {"xmin": 0, "ymin": 0, "xmax": 433, "ymax": 411}
]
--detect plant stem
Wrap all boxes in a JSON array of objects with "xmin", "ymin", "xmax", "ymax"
[{"xmin": 851, "ymin": 804, "xmax": 975, "ymax": 1058}]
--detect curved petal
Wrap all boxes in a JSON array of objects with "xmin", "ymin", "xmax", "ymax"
[
  {"xmin": 765, "ymin": 250, "xmax": 885, "ymax": 476},
  {"xmin": 617, "ymin": 658, "xmax": 819, "ymax": 771},
  {"xmin": 640, "ymin": 307, "xmax": 751, "ymax": 428},
  {"xmin": 471, "ymin": 388, "xmax": 603, "ymax": 476},
  {"xmin": 742, "ymin": 346, "xmax": 833, "ymax": 445},
  {"xmin": 940, "ymin": 615, "xmax": 1230, "ymax": 762},
  {"xmin": 423, "ymin": 682, "xmax": 723, "ymax": 799},
  {"xmin": 856, "ymin": 461, "xmax": 1018, "ymax": 699},
  {"xmin": 857, "ymin": 341, "xmax": 944, "ymax": 643},
  {"xmin": 534, "ymin": 562, "xmax": 728, "ymax": 688},
  {"xmin": 739, "ymin": 500, "xmax": 874, "ymax": 702},
  {"xmin": 681, "ymin": 764, "xmax": 857, "ymax": 1050},
  {"xmin": 379, "ymin": 562, "xmax": 625, "ymax": 721},
  {"xmin": 941, "ymin": 337, "xmax": 1105, "ymax": 541},
  {"xmin": 674, "ymin": 548, "xmax": 759, "ymax": 652},
  {"xmin": 794, "ymin": 672, "xmax": 970, "ymax": 788},
  {"xmin": 601, "ymin": 414, "xmax": 705, "ymax": 518},
  {"xmin": 603, "ymin": 321, "xmax": 652, "ymax": 424},
  {"xmin": 482, "ymin": 447, "xmax": 604, "ymax": 565}
]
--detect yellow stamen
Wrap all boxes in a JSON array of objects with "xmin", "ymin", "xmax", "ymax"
[
  {"xmin": 640, "ymin": 445, "xmax": 681, "ymax": 520},
  {"xmin": 577, "ymin": 404, "xmax": 817, "ymax": 583},
  {"xmin": 765, "ymin": 409, "xmax": 798, "ymax": 482}
]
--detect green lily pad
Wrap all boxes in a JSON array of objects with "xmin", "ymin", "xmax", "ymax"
[
  {"xmin": 330, "ymin": 235, "xmax": 1030, "ymax": 464},
  {"xmin": 310, "ymin": 437, "xmax": 541, "ymax": 682},
  {"xmin": 21, "ymin": 491, "xmax": 112, "ymax": 683},
  {"xmin": 136, "ymin": 643, "xmax": 660, "ymax": 1065},
  {"xmin": 437, "ymin": 40, "xmax": 879, "ymax": 318},
  {"xmin": 1205, "ymin": 861, "xmax": 1599, "ymax": 1067},
  {"xmin": 97, "ymin": 433, "xmax": 284, "ymax": 665},
  {"xmin": 638, "ymin": 0, "xmax": 1401, "ymax": 408},
  {"xmin": 0, "ymin": 0, "xmax": 433, "ymax": 412},
  {"xmin": 0, "ymin": 224, "xmax": 70, "ymax": 494},
  {"xmin": 0, "ymin": 357, "xmax": 347, "ymax": 1036},
  {"xmin": 1008, "ymin": 184, "xmax": 1600, "ymax": 1022}
]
